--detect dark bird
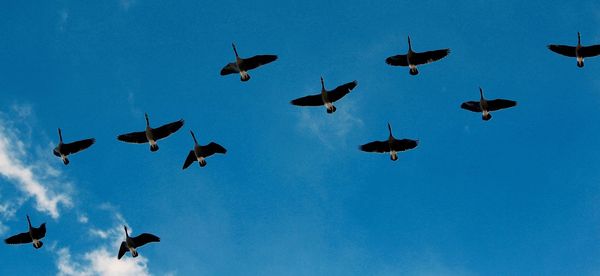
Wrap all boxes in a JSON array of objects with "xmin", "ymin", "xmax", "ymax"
[
  {"xmin": 548, "ymin": 32, "xmax": 600, "ymax": 67},
  {"xmin": 118, "ymin": 225, "xmax": 160, "ymax": 260},
  {"xmin": 220, "ymin": 43, "xmax": 277, "ymax": 82},
  {"xmin": 52, "ymin": 128, "xmax": 95, "ymax": 165},
  {"xmin": 183, "ymin": 130, "xmax": 227, "ymax": 169},
  {"xmin": 461, "ymin": 87, "xmax": 517, "ymax": 121},
  {"xmin": 4, "ymin": 215, "xmax": 46, "ymax": 249},
  {"xmin": 359, "ymin": 123, "xmax": 418, "ymax": 161},
  {"xmin": 117, "ymin": 113, "xmax": 184, "ymax": 152},
  {"xmin": 290, "ymin": 77, "xmax": 358, "ymax": 113},
  {"xmin": 386, "ymin": 36, "xmax": 450, "ymax": 75}
]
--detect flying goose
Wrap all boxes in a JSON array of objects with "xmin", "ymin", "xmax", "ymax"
[
  {"xmin": 220, "ymin": 43, "xmax": 277, "ymax": 81},
  {"xmin": 4, "ymin": 215, "xmax": 46, "ymax": 249},
  {"xmin": 290, "ymin": 77, "xmax": 358, "ymax": 113},
  {"xmin": 118, "ymin": 225, "xmax": 160, "ymax": 260},
  {"xmin": 117, "ymin": 113, "xmax": 184, "ymax": 152},
  {"xmin": 183, "ymin": 130, "xmax": 227, "ymax": 169},
  {"xmin": 461, "ymin": 87, "xmax": 517, "ymax": 121},
  {"xmin": 53, "ymin": 128, "xmax": 95, "ymax": 165},
  {"xmin": 359, "ymin": 123, "xmax": 418, "ymax": 161},
  {"xmin": 386, "ymin": 36, "xmax": 450, "ymax": 75},
  {"xmin": 548, "ymin": 32, "xmax": 600, "ymax": 67}
]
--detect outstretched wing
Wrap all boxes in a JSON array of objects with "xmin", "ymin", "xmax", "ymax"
[
  {"xmin": 412, "ymin": 49, "xmax": 450, "ymax": 65},
  {"xmin": 4, "ymin": 232, "xmax": 32, "ymax": 245},
  {"xmin": 132, "ymin": 233, "xmax": 160, "ymax": 248},
  {"xmin": 385, "ymin": 54, "xmax": 409, "ymax": 66},
  {"xmin": 153, "ymin": 119, "xmax": 184, "ymax": 140},
  {"xmin": 220, "ymin": 62, "xmax": 239, "ymax": 75},
  {"xmin": 579, "ymin": 45, "xmax": 600, "ymax": 57},
  {"xmin": 327, "ymin": 81, "xmax": 358, "ymax": 103},
  {"xmin": 391, "ymin": 139, "xmax": 418, "ymax": 152},
  {"xmin": 201, "ymin": 142, "xmax": 227, "ymax": 158},
  {"xmin": 548, "ymin": 45, "xmax": 577, "ymax": 57},
  {"xmin": 62, "ymin": 138, "xmax": 95, "ymax": 155},
  {"xmin": 240, "ymin": 55, "xmax": 277, "ymax": 71},
  {"xmin": 118, "ymin": 241, "xmax": 128, "ymax": 259},
  {"xmin": 182, "ymin": 150, "xmax": 196, "ymax": 170},
  {"xmin": 290, "ymin": 94, "xmax": 323, "ymax": 106},
  {"xmin": 117, "ymin": 131, "xmax": 148, "ymax": 144},
  {"xmin": 460, "ymin": 101, "xmax": 482, "ymax": 112},
  {"xmin": 53, "ymin": 148, "xmax": 61, "ymax": 157},
  {"xmin": 487, "ymin": 99, "xmax": 517, "ymax": 111},
  {"xmin": 359, "ymin": 140, "xmax": 389, "ymax": 153}
]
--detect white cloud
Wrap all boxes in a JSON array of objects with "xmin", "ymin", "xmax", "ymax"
[
  {"xmin": 78, "ymin": 213, "xmax": 89, "ymax": 224},
  {"xmin": 119, "ymin": 0, "xmax": 137, "ymax": 11},
  {"xmin": 0, "ymin": 111, "xmax": 72, "ymax": 219},
  {"xmin": 56, "ymin": 209, "xmax": 156, "ymax": 276},
  {"xmin": 296, "ymin": 101, "xmax": 363, "ymax": 149},
  {"xmin": 57, "ymin": 247, "xmax": 151, "ymax": 276}
]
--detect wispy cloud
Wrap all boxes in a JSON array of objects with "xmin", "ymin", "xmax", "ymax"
[
  {"xmin": 0, "ymin": 106, "xmax": 72, "ymax": 219},
  {"xmin": 119, "ymin": 0, "xmax": 137, "ymax": 11},
  {"xmin": 58, "ymin": 9, "xmax": 69, "ymax": 32},
  {"xmin": 56, "ymin": 209, "xmax": 153, "ymax": 276},
  {"xmin": 295, "ymin": 101, "xmax": 364, "ymax": 149}
]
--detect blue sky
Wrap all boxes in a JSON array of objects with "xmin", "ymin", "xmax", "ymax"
[{"xmin": 1, "ymin": 0, "xmax": 600, "ymax": 275}]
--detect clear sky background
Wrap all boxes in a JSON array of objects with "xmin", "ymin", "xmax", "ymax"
[{"xmin": 1, "ymin": 0, "xmax": 600, "ymax": 275}]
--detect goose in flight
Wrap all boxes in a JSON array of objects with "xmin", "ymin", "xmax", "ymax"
[
  {"xmin": 461, "ymin": 87, "xmax": 517, "ymax": 121},
  {"xmin": 220, "ymin": 43, "xmax": 277, "ymax": 81},
  {"xmin": 359, "ymin": 123, "xmax": 418, "ymax": 161},
  {"xmin": 4, "ymin": 215, "xmax": 46, "ymax": 249},
  {"xmin": 118, "ymin": 225, "xmax": 160, "ymax": 260},
  {"xmin": 290, "ymin": 77, "xmax": 358, "ymax": 113},
  {"xmin": 386, "ymin": 36, "xmax": 450, "ymax": 75},
  {"xmin": 548, "ymin": 32, "xmax": 600, "ymax": 67},
  {"xmin": 183, "ymin": 130, "xmax": 227, "ymax": 169},
  {"xmin": 117, "ymin": 113, "xmax": 184, "ymax": 152},
  {"xmin": 53, "ymin": 128, "xmax": 95, "ymax": 165}
]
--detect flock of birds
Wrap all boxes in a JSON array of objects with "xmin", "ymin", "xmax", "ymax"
[{"xmin": 3, "ymin": 33, "xmax": 600, "ymax": 260}]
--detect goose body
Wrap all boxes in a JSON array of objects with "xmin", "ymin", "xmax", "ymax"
[
  {"xmin": 220, "ymin": 43, "xmax": 277, "ymax": 82},
  {"xmin": 461, "ymin": 88, "xmax": 517, "ymax": 121},
  {"xmin": 548, "ymin": 32, "xmax": 600, "ymax": 67},
  {"xmin": 359, "ymin": 123, "xmax": 418, "ymax": 161},
  {"xmin": 118, "ymin": 226, "xmax": 160, "ymax": 259},
  {"xmin": 386, "ymin": 36, "xmax": 450, "ymax": 75},
  {"xmin": 4, "ymin": 215, "xmax": 46, "ymax": 249},
  {"xmin": 53, "ymin": 128, "xmax": 95, "ymax": 165},
  {"xmin": 183, "ymin": 130, "xmax": 227, "ymax": 169},
  {"xmin": 290, "ymin": 77, "xmax": 357, "ymax": 113},
  {"xmin": 117, "ymin": 113, "xmax": 184, "ymax": 152}
]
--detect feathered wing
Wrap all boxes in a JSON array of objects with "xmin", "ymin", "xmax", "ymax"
[
  {"xmin": 327, "ymin": 81, "xmax": 358, "ymax": 103},
  {"xmin": 200, "ymin": 142, "xmax": 227, "ymax": 158},
  {"xmin": 411, "ymin": 49, "xmax": 450, "ymax": 65},
  {"xmin": 118, "ymin": 242, "xmax": 128, "ymax": 259},
  {"xmin": 290, "ymin": 94, "xmax": 323, "ymax": 106},
  {"xmin": 153, "ymin": 119, "xmax": 184, "ymax": 140},
  {"xmin": 117, "ymin": 131, "xmax": 148, "ymax": 144},
  {"xmin": 240, "ymin": 55, "xmax": 277, "ymax": 71},
  {"xmin": 579, "ymin": 45, "xmax": 600, "ymax": 57},
  {"xmin": 460, "ymin": 101, "xmax": 482, "ymax": 112},
  {"xmin": 487, "ymin": 99, "xmax": 517, "ymax": 111},
  {"xmin": 53, "ymin": 148, "xmax": 61, "ymax": 157},
  {"xmin": 132, "ymin": 233, "xmax": 160, "ymax": 247},
  {"xmin": 62, "ymin": 138, "xmax": 95, "ymax": 155},
  {"xmin": 359, "ymin": 140, "xmax": 389, "ymax": 153},
  {"xmin": 390, "ymin": 139, "xmax": 418, "ymax": 152},
  {"xmin": 182, "ymin": 150, "xmax": 196, "ymax": 169},
  {"xmin": 31, "ymin": 223, "xmax": 46, "ymax": 240},
  {"xmin": 548, "ymin": 45, "xmax": 577, "ymax": 57},
  {"xmin": 385, "ymin": 54, "xmax": 409, "ymax": 66},
  {"xmin": 220, "ymin": 62, "xmax": 239, "ymax": 75},
  {"xmin": 4, "ymin": 232, "xmax": 32, "ymax": 245}
]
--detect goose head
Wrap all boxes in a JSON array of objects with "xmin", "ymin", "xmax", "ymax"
[
  {"xmin": 479, "ymin": 87, "xmax": 485, "ymax": 100},
  {"xmin": 320, "ymin": 76, "xmax": 326, "ymax": 92},
  {"xmin": 144, "ymin": 113, "xmax": 150, "ymax": 127},
  {"xmin": 57, "ymin": 128, "xmax": 63, "ymax": 143},
  {"xmin": 190, "ymin": 130, "xmax": 198, "ymax": 145},
  {"xmin": 577, "ymin": 32, "xmax": 581, "ymax": 45},
  {"xmin": 123, "ymin": 225, "xmax": 129, "ymax": 237},
  {"xmin": 26, "ymin": 214, "xmax": 32, "ymax": 228},
  {"xmin": 232, "ymin": 43, "xmax": 239, "ymax": 58},
  {"xmin": 407, "ymin": 36, "xmax": 412, "ymax": 51}
]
